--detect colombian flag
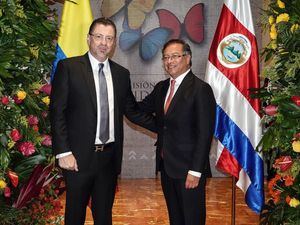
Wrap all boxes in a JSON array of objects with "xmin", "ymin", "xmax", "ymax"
[{"xmin": 51, "ymin": 0, "xmax": 93, "ymax": 79}]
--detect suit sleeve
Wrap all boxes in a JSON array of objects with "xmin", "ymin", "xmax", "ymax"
[
  {"xmin": 138, "ymin": 85, "xmax": 157, "ymax": 114},
  {"xmin": 191, "ymin": 83, "xmax": 216, "ymax": 173},
  {"xmin": 124, "ymin": 76, "xmax": 157, "ymax": 133},
  {"xmin": 50, "ymin": 60, "xmax": 70, "ymax": 155}
]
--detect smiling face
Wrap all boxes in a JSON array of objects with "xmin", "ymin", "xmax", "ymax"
[
  {"xmin": 162, "ymin": 43, "xmax": 191, "ymax": 79},
  {"xmin": 87, "ymin": 24, "xmax": 116, "ymax": 62}
]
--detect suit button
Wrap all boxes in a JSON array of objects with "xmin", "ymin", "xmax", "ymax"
[{"xmin": 163, "ymin": 126, "xmax": 167, "ymax": 130}]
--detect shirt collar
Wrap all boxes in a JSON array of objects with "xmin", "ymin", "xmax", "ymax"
[
  {"xmin": 170, "ymin": 69, "xmax": 191, "ymax": 85},
  {"xmin": 88, "ymin": 52, "xmax": 109, "ymax": 71}
]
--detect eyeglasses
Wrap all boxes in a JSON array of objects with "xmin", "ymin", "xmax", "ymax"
[
  {"xmin": 89, "ymin": 33, "xmax": 115, "ymax": 43},
  {"xmin": 162, "ymin": 54, "xmax": 186, "ymax": 62}
]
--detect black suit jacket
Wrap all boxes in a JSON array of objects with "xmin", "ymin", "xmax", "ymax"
[
  {"xmin": 140, "ymin": 71, "xmax": 216, "ymax": 179},
  {"xmin": 50, "ymin": 53, "xmax": 155, "ymax": 174}
]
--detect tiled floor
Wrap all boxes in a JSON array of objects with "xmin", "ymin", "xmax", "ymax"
[{"xmin": 60, "ymin": 177, "xmax": 260, "ymax": 224}]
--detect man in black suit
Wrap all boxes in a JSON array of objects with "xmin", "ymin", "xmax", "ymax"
[
  {"xmin": 50, "ymin": 18, "xmax": 155, "ymax": 225},
  {"xmin": 140, "ymin": 39, "xmax": 216, "ymax": 225}
]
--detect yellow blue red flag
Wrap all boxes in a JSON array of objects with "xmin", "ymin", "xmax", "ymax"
[{"xmin": 51, "ymin": 0, "xmax": 93, "ymax": 79}]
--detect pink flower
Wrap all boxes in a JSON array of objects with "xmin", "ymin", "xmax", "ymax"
[
  {"xmin": 1, "ymin": 96, "xmax": 9, "ymax": 105},
  {"xmin": 41, "ymin": 111, "xmax": 48, "ymax": 118},
  {"xmin": 41, "ymin": 135, "xmax": 52, "ymax": 146},
  {"xmin": 27, "ymin": 115, "xmax": 39, "ymax": 126},
  {"xmin": 273, "ymin": 156, "xmax": 293, "ymax": 172},
  {"xmin": 40, "ymin": 84, "xmax": 52, "ymax": 95},
  {"xmin": 10, "ymin": 129, "xmax": 22, "ymax": 142},
  {"xmin": 18, "ymin": 141, "xmax": 36, "ymax": 156},
  {"xmin": 4, "ymin": 186, "xmax": 11, "ymax": 198},
  {"xmin": 265, "ymin": 105, "xmax": 278, "ymax": 116},
  {"xmin": 42, "ymin": 111, "xmax": 48, "ymax": 118}
]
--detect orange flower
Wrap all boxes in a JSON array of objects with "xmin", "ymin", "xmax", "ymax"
[
  {"xmin": 284, "ymin": 175, "xmax": 295, "ymax": 186},
  {"xmin": 272, "ymin": 190, "xmax": 281, "ymax": 204},
  {"xmin": 286, "ymin": 196, "xmax": 291, "ymax": 204}
]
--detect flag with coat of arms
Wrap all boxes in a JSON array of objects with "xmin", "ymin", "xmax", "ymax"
[{"xmin": 205, "ymin": 0, "xmax": 264, "ymax": 213}]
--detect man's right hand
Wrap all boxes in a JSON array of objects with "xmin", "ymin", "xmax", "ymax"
[{"xmin": 58, "ymin": 154, "xmax": 79, "ymax": 171}]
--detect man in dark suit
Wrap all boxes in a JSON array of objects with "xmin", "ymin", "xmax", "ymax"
[
  {"xmin": 50, "ymin": 18, "xmax": 155, "ymax": 225},
  {"xmin": 140, "ymin": 39, "xmax": 216, "ymax": 225}
]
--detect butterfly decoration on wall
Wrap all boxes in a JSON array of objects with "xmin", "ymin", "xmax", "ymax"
[
  {"xmin": 101, "ymin": 0, "xmax": 158, "ymax": 29},
  {"xmin": 156, "ymin": 3, "xmax": 204, "ymax": 44},
  {"xmin": 119, "ymin": 18, "xmax": 171, "ymax": 61}
]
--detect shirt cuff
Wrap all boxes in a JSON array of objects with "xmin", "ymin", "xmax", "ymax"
[
  {"xmin": 188, "ymin": 170, "xmax": 202, "ymax": 178},
  {"xmin": 56, "ymin": 151, "xmax": 72, "ymax": 159}
]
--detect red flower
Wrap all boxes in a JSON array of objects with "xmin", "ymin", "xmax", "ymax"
[
  {"xmin": 265, "ymin": 105, "xmax": 278, "ymax": 116},
  {"xmin": 273, "ymin": 156, "xmax": 293, "ymax": 172},
  {"xmin": 13, "ymin": 95, "xmax": 23, "ymax": 104},
  {"xmin": 32, "ymin": 125, "xmax": 39, "ymax": 132},
  {"xmin": 291, "ymin": 96, "xmax": 300, "ymax": 106},
  {"xmin": 40, "ymin": 84, "xmax": 51, "ymax": 95},
  {"xmin": 10, "ymin": 129, "xmax": 22, "ymax": 142},
  {"xmin": 41, "ymin": 135, "xmax": 52, "ymax": 146},
  {"xmin": 7, "ymin": 171, "xmax": 19, "ymax": 188},
  {"xmin": 27, "ymin": 115, "xmax": 39, "ymax": 126},
  {"xmin": 18, "ymin": 141, "xmax": 36, "ymax": 156},
  {"xmin": 4, "ymin": 186, "xmax": 11, "ymax": 197},
  {"xmin": 1, "ymin": 96, "xmax": 9, "ymax": 105}
]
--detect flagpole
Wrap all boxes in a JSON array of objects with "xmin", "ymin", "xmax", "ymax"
[
  {"xmin": 231, "ymin": 176, "xmax": 236, "ymax": 225},
  {"xmin": 205, "ymin": 0, "xmax": 264, "ymax": 214}
]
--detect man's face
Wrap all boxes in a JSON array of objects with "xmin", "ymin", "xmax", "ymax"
[
  {"xmin": 87, "ymin": 24, "xmax": 116, "ymax": 62},
  {"xmin": 162, "ymin": 43, "xmax": 191, "ymax": 79}
]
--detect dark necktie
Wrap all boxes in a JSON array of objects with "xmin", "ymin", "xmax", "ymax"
[{"xmin": 98, "ymin": 63, "xmax": 109, "ymax": 143}]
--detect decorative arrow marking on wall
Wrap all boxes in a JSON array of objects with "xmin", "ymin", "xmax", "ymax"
[{"xmin": 128, "ymin": 151, "xmax": 137, "ymax": 160}]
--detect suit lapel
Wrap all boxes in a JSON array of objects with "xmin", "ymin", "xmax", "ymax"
[
  {"xmin": 165, "ymin": 72, "xmax": 194, "ymax": 116},
  {"xmin": 108, "ymin": 59, "xmax": 120, "ymax": 125},
  {"xmin": 80, "ymin": 54, "xmax": 97, "ymax": 110},
  {"xmin": 160, "ymin": 79, "xmax": 169, "ymax": 115}
]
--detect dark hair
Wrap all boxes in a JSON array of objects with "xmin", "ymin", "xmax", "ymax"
[
  {"xmin": 162, "ymin": 39, "xmax": 192, "ymax": 66},
  {"xmin": 88, "ymin": 17, "xmax": 117, "ymax": 37}
]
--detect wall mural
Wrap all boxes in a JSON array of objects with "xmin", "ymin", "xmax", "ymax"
[{"xmin": 101, "ymin": 1, "xmax": 204, "ymax": 61}]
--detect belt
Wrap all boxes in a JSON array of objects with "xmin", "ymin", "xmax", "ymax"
[{"xmin": 94, "ymin": 143, "xmax": 113, "ymax": 152}]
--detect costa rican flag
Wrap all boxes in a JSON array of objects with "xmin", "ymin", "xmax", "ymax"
[{"xmin": 205, "ymin": 0, "xmax": 264, "ymax": 213}]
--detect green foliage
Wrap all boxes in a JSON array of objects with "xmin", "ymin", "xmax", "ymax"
[
  {"xmin": 0, "ymin": 0, "xmax": 63, "ymax": 224},
  {"xmin": 257, "ymin": 0, "xmax": 300, "ymax": 224}
]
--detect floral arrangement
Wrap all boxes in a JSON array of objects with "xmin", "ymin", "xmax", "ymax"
[
  {"xmin": 258, "ymin": 0, "xmax": 300, "ymax": 224},
  {"xmin": 0, "ymin": 0, "xmax": 64, "ymax": 224}
]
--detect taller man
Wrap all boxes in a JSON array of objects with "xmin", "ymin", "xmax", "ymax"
[{"xmin": 50, "ymin": 17, "xmax": 155, "ymax": 225}]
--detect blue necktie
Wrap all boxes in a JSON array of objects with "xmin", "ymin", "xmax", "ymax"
[{"xmin": 98, "ymin": 63, "xmax": 109, "ymax": 143}]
